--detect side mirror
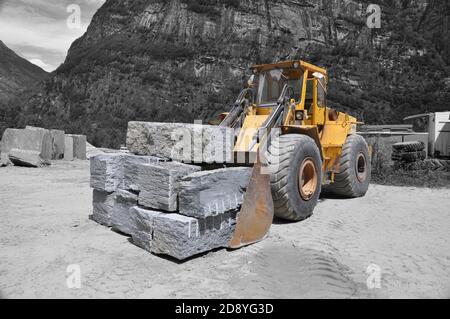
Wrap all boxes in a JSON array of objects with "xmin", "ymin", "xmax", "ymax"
[
  {"xmin": 247, "ymin": 75, "xmax": 255, "ymax": 87},
  {"xmin": 313, "ymin": 72, "xmax": 327, "ymax": 94},
  {"xmin": 312, "ymin": 72, "xmax": 324, "ymax": 79}
]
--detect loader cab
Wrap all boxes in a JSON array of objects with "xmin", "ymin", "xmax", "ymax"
[
  {"xmin": 254, "ymin": 68, "xmax": 304, "ymax": 109},
  {"xmin": 251, "ymin": 60, "xmax": 328, "ymax": 125}
]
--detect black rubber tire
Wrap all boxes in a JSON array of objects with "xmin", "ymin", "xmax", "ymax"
[
  {"xmin": 403, "ymin": 159, "xmax": 450, "ymax": 172},
  {"xmin": 267, "ymin": 134, "xmax": 323, "ymax": 221},
  {"xmin": 392, "ymin": 151, "xmax": 427, "ymax": 162},
  {"xmin": 392, "ymin": 141, "xmax": 425, "ymax": 153},
  {"xmin": 329, "ymin": 134, "xmax": 371, "ymax": 198}
]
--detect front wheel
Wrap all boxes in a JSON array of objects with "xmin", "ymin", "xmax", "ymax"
[{"xmin": 268, "ymin": 134, "xmax": 323, "ymax": 221}]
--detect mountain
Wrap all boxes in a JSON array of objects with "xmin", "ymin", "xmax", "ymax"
[
  {"xmin": 11, "ymin": 0, "xmax": 450, "ymax": 148},
  {"xmin": 0, "ymin": 41, "xmax": 48, "ymax": 101}
]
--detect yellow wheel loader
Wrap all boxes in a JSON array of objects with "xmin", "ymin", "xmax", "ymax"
[{"xmin": 220, "ymin": 60, "xmax": 371, "ymax": 248}]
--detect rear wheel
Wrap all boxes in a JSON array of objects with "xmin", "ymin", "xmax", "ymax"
[
  {"xmin": 329, "ymin": 134, "xmax": 371, "ymax": 198},
  {"xmin": 268, "ymin": 134, "xmax": 323, "ymax": 221}
]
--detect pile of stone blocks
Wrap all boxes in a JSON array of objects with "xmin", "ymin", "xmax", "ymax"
[
  {"xmin": 0, "ymin": 126, "xmax": 87, "ymax": 167},
  {"xmin": 127, "ymin": 121, "xmax": 235, "ymax": 163},
  {"xmin": 90, "ymin": 122, "xmax": 252, "ymax": 261}
]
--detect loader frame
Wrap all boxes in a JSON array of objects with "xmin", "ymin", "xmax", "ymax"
[
  {"xmin": 226, "ymin": 60, "xmax": 360, "ymax": 183},
  {"xmin": 222, "ymin": 60, "xmax": 368, "ymax": 248}
]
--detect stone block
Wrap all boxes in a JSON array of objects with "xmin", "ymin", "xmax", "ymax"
[
  {"xmin": 111, "ymin": 190, "xmax": 139, "ymax": 236},
  {"xmin": 50, "ymin": 130, "xmax": 65, "ymax": 160},
  {"xmin": 122, "ymin": 155, "xmax": 167, "ymax": 192},
  {"xmin": 64, "ymin": 135, "xmax": 74, "ymax": 161},
  {"xmin": 0, "ymin": 128, "xmax": 53, "ymax": 164},
  {"xmin": 8, "ymin": 149, "xmax": 50, "ymax": 168},
  {"xmin": 130, "ymin": 206, "xmax": 163, "ymax": 252},
  {"xmin": 90, "ymin": 153, "xmax": 124, "ymax": 192},
  {"xmin": 151, "ymin": 212, "xmax": 237, "ymax": 260},
  {"xmin": 90, "ymin": 190, "xmax": 115, "ymax": 227},
  {"xmin": 68, "ymin": 134, "xmax": 87, "ymax": 160},
  {"xmin": 137, "ymin": 161, "xmax": 200, "ymax": 212},
  {"xmin": 90, "ymin": 153, "xmax": 165, "ymax": 192},
  {"xmin": 23, "ymin": 126, "xmax": 65, "ymax": 160},
  {"xmin": 179, "ymin": 167, "xmax": 252, "ymax": 218},
  {"xmin": 126, "ymin": 122, "xmax": 234, "ymax": 164}
]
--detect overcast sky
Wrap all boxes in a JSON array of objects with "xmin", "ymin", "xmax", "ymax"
[{"xmin": 0, "ymin": 0, "xmax": 105, "ymax": 72}]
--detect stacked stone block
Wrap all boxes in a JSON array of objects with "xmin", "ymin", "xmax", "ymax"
[
  {"xmin": 136, "ymin": 162, "xmax": 200, "ymax": 212},
  {"xmin": 178, "ymin": 167, "xmax": 252, "ymax": 219},
  {"xmin": 111, "ymin": 190, "xmax": 139, "ymax": 236},
  {"xmin": 126, "ymin": 122, "xmax": 235, "ymax": 164},
  {"xmin": 90, "ymin": 123, "xmax": 253, "ymax": 260},
  {"xmin": 91, "ymin": 190, "xmax": 115, "ymax": 227}
]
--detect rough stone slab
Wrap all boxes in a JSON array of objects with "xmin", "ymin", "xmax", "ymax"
[
  {"xmin": 68, "ymin": 134, "xmax": 87, "ymax": 160},
  {"xmin": 122, "ymin": 155, "xmax": 168, "ymax": 192},
  {"xmin": 90, "ymin": 190, "xmax": 115, "ymax": 227},
  {"xmin": 137, "ymin": 161, "xmax": 201, "ymax": 212},
  {"xmin": 50, "ymin": 130, "xmax": 65, "ymax": 160},
  {"xmin": 25, "ymin": 127, "xmax": 65, "ymax": 160},
  {"xmin": 64, "ymin": 135, "xmax": 74, "ymax": 161},
  {"xmin": 151, "ymin": 212, "xmax": 237, "ymax": 260},
  {"xmin": 8, "ymin": 149, "xmax": 51, "ymax": 168},
  {"xmin": 126, "ymin": 122, "xmax": 234, "ymax": 163},
  {"xmin": 130, "ymin": 206, "xmax": 163, "ymax": 252},
  {"xmin": 90, "ymin": 153, "xmax": 165, "ymax": 192},
  {"xmin": 0, "ymin": 128, "xmax": 53, "ymax": 164},
  {"xmin": 111, "ymin": 190, "xmax": 139, "ymax": 236},
  {"xmin": 90, "ymin": 153, "xmax": 124, "ymax": 192},
  {"xmin": 179, "ymin": 167, "xmax": 252, "ymax": 218}
]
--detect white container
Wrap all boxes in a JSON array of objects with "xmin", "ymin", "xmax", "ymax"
[{"xmin": 429, "ymin": 112, "xmax": 450, "ymax": 157}]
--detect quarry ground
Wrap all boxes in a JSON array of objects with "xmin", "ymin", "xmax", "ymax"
[{"xmin": 1, "ymin": 161, "xmax": 449, "ymax": 299}]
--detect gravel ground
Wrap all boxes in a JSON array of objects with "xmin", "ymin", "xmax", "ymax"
[{"xmin": 1, "ymin": 161, "xmax": 449, "ymax": 299}]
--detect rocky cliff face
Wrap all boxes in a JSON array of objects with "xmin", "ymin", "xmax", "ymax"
[
  {"xmin": 16, "ymin": 0, "xmax": 450, "ymax": 148},
  {"xmin": 0, "ymin": 41, "xmax": 48, "ymax": 135},
  {"xmin": 0, "ymin": 41, "xmax": 48, "ymax": 100}
]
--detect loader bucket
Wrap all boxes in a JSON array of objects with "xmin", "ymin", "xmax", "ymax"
[{"xmin": 228, "ymin": 157, "xmax": 274, "ymax": 249}]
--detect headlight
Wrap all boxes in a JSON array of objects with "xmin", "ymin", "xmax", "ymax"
[
  {"xmin": 295, "ymin": 111, "xmax": 304, "ymax": 120},
  {"xmin": 293, "ymin": 62, "xmax": 300, "ymax": 69}
]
